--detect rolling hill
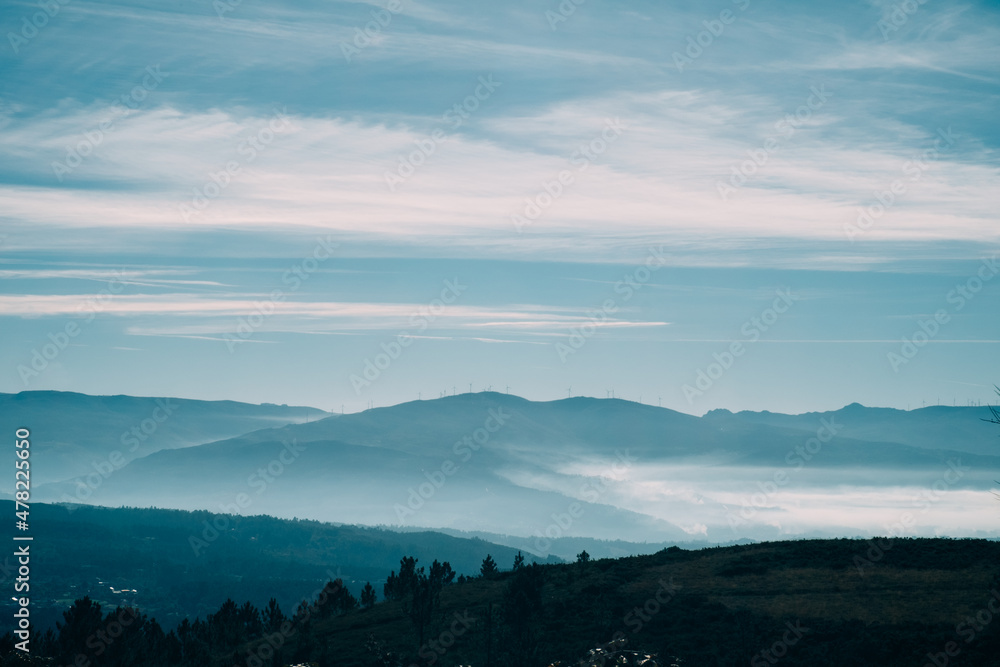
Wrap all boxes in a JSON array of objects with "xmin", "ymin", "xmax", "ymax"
[
  {"xmin": 0, "ymin": 390, "xmax": 329, "ymax": 487},
  {"xmin": 0, "ymin": 501, "xmax": 555, "ymax": 632},
  {"xmin": 30, "ymin": 392, "xmax": 1000, "ymax": 544}
]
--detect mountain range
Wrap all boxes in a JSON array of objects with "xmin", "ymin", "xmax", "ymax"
[{"xmin": 15, "ymin": 390, "xmax": 999, "ymax": 545}]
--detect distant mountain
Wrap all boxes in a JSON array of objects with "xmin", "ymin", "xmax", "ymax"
[
  {"xmin": 128, "ymin": 392, "xmax": 1000, "ymax": 468},
  {"xmin": 705, "ymin": 402, "xmax": 1000, "ymax": 455},
  {"xmin": 35, "ymin": 434, "xmax": 691, "ymax": 543},
  {"xmin": 0, "ymin": 390, "xmax": 329, "ymax": 486},
  {"xmin": 28, "ymin": 392, "xmax": 1000, "ymax": 543}
]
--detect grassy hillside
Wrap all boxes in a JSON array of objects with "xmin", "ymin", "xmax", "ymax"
[
  {"xmin": 299, "ymin": 537, "xmax": 1000, "ymax": 666},
  {"xmin": 4, "ymin": 535, "xmax": 999, "ymax": 665}
]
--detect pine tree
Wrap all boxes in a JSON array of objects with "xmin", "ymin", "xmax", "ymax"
[
  {"xmin": 361, "ymin": 582, "xmax": 377, "ymax": 609},
  {"xmin": 55, "ymin": 597, "xmax": 103, "ymax": 665},
  {"xmin": 500, "ymin": 563, "xmax": 545, "ymax": 664},
  {"xmin": 263, "ymin": 598, "xmax": 286, "ymax": 633},
  {"xmin": 480, "ymin": 554, "xmax": 499, "ymax": 579},
  {"xmin": 430, "ymin": 559, "xmax": 455, "ymax": 587}
]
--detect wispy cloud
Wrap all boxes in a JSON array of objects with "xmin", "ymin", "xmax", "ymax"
[{"xmin": 0, "ymin": 99, "xmax": 995, "ymax": 257}]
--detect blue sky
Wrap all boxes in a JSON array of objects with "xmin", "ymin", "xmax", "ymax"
[{"xmin": 0, "ymin": 0, "xmax": 997, "ymax": 413}]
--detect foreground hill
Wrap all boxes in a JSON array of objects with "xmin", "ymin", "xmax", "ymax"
[
  {"xmin": 323, "ymin": 537, "xmax": 1000, "ymax": 666},
  {"xmin": 7, "ymin": 536, "xmax": 999, "ymax": 666},
  {"xmin": 0, "ymin": 390, "xmax": 329, "ymax": 486},
  {"xmin": 412, "ymin": 526, "xmax": 753, "ymax": 561},
  {"xmin": 0, "ymin": 502, "xmax": 553, "ymax": 632}
]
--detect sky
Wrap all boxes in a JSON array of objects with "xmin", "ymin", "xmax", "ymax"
[{"xmin": 0, "ymin": 0, "xmax": 997, "ymax": 414}]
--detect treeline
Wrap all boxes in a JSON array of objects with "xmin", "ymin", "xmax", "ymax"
[
  {"xmin": 3, "ymin": 501, "xmax": 540, "ymax": 631},
  {"xmin": 366, "ymin": 551, "xmax": 552, "ymax": 667},
  {"xmin": 0, "ymin": 550, "xmax": 542, "ymax": 667},
  {"xmin": 4, "ymin": 540, "xmax": 1000, "ymax": 666},
  {"xmin": 0, "ymin": 576, "xmax": 358, "ymax": 666}
]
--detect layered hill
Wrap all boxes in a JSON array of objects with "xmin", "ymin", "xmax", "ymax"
[
  {"xmin": 0, "ymin": 390, "xmax": 329, "ymax": 486},
  {"xmin": 29, "ymin": 392, "xmax": 1000, "ymax": 543}
]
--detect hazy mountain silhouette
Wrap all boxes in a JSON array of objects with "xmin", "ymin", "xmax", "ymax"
[
  {"xmin": 25, "ymin": 392, "xmax": 1000, "ymax": 543},
  {"xmin": 705, "ymin": 401, "xmax": 998, "ymax": 455},
  {"xmin": 0, "ymin": 390, "xmax": 328, "ymax": 485}
]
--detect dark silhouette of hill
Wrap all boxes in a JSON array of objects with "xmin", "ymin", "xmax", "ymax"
[
  {"xmin": 7, "ymin": 533, "xmax": 999, "ymax": 666},
  {"xmin": 0, "ymin": 501, "xmax": 555, "ymax": 634}
]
